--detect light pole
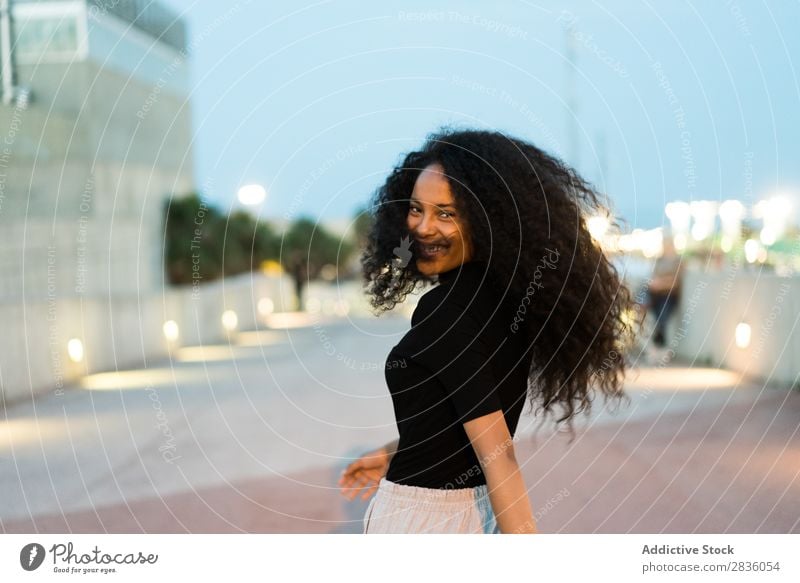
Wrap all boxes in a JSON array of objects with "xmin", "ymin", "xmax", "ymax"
[
  {"xmin": 1, "ymin": 0, "xmax": 15, "ymax": 105},
  {"xmin": 0, "ymin": 0, "xmax": 30, "ymax": 107}
]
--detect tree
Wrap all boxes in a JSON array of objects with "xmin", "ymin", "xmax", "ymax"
[
  {"xmin": 163, "ymin": 193, "xmax": 225, "ymax": 284},
  {"xmin": 223, "ymin": 209, "xmax": 277, "ymax": 275},
  {"xmin": 282, "ymin": 217, "xmax": 355, "ymax": 310},
  {"xmin": 163, "ymin": 193, "xmax": 280, "ymax": 285},
  {"xmin": 352, "ymin": 204, "xmax": 373, "ymax": 247}
]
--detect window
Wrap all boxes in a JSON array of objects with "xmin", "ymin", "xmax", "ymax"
[{"xmin": 13, "ymin": 15, "xmax": 79, "ymax": 62}]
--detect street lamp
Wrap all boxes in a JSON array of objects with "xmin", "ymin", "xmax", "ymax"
[
  {"xmin": 754, "ymin": 195, "xmax": 793, "ymax": 247},
  {"xmin": 222, "ymin": 310, "xmax": 238, "ymax": 332},
  {"xmin": 735, "ymin": 322, "xmax": 751, "ymax": 349},
  {"xmin": 689, "ymin": 200, "xmax": 718, "ymax": 242},
  {"xmin": 163, "ymin": 320, "xmax": 180, "ymax": 342},
  {"xmin": 67, "ymin": 338, "xmax": 84, "ymax": 363},
  {"xmin": 665, "ymin": 201, "xmax": 691, "ymax": 251},
  {"xmin": 237, "ymin": 184, "xmax": 266, "ymax": 206}
]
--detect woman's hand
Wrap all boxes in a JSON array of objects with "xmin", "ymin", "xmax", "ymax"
[{"xmin": 338, "ymin": 447, "xmax": 390, "ymax": 501}]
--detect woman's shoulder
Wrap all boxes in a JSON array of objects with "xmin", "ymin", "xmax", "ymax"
[{"xmin": 412, "ymin": 275, "xmax": 496, "ymax": 328}]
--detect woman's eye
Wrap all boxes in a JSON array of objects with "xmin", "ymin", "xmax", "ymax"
[{"xmin": 408, "ymin": 206, "xmax": 453, "ymax": 219}]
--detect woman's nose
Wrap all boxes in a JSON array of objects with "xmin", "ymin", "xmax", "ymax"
[{"xmin": 413, "ymin": 213, "xmax": 437, "ymax": 237}]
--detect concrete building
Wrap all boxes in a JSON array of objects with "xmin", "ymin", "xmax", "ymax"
[
  {"xmin": 1, "ymin": 0, "xmax": 193, "ymax": 298},
  {"xmin": 0, "ymin": 0, "xmax": 197, "ymax": 401}
]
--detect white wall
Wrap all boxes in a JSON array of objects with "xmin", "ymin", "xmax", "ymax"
[
  {"xmin": 0, "ymin": 272, "xmax": 296, "ymax": 405},
  {"xmin": 673, "ymin": 269, "xmax": 799, "ymax": 387}
]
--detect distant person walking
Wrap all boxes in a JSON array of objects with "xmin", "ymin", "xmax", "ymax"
[
  {"xmin": 341, "ymin": 127, "xmax": 634, "ymax": 533},
  {"xmin": 645, "ymin": 235, "xmax": 684, "ymax": 361}
]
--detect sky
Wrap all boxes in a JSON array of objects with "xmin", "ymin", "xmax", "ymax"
[{"xmin": 160, "ymin": 0, "xmax": 800, "ymax": 231}]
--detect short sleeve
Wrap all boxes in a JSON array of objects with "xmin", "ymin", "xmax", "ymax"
[{"xmin": 409, "ymin": 292, "xmax": 503, "ymax": 424}]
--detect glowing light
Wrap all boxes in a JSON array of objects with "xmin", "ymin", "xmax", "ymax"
[
  {"xmin": 586, "ymin": 215, "xmax": 611, "ymax": 243},
  {"xmin": 614, "ymin": 228, "xmax": 663, "ymax": 256},
  {"xmin": 176, "ymin": 346, "xmax": 239, "ymax": 363},
  {"xmin": 719, "ymin": 200, "xmax": 744, "ymax": 247},
  {"xmin": 744, "ymin": 239, "xmax": 761, "ymax": 263},
  {"xmin": 760, "ymin": 228, "xmax": 777, "ymax": 246},
  {"xmin": 237, "ymin": 184, "xmax": 266, "ymax": 206},
  {"xmin": 630, "ymin": 367, "xmax": 743, "ymax": 390},
  {"xmin": 673, "ymin": 232, "xmax": 688, "ymax": 252},
  {"xmin": 319, "ymin": 264, "xmax": 338, "ymax": 281},
  {"xmin": 162, "ymin": 320, "xmax": 179, "ymax": 342},
  {"xmin": 616, "ymin": 233, "xmax": 635, "ymax": 253},
  {"xmin": 67, "ymin": 338, "xmax": 84, "ymax": 363},
  {"xmin": 665, "ymin": 201, "xmax": 691, "ymax": 233},
  {"xmin": 754, "ymin": 195, "xmax": 793, "ymax": 245},
  {"xmin": 641, "ymin": 228, "xmax": 663, "ymax": 258},
  {"xmin": 257, "ymin": 297, "xmax": 275, "ymax": 316},
  {"xmin": 260, "ymin": 260, "xmax": 283, "ymax": 275},
  {"xmin": 235, "ymin": 330, "xmax": 286, "ymax": 347},
  {"xmin": 735, "ymin": 322, "xmax": 751, "ymax": 349},
  {"xmin": 80, "ymin": 368, "xmax": 227, "ymax": 388},
  {"xmin": 689, "ymin": 200, "xmax": 718, "ymax": 241},
  {"xmin": 221, "ymin": 310, "xmax": 238, "ymax": 331},
  {"xmin": 719, "ymin": 199, "xmax": 745, "ymax": 223},
  {"xmin": 264, "ymin": 312, "xmax": 316, "ymax": 328}
]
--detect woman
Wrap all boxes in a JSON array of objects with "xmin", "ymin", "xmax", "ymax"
[{"xmin": 339, "ymin": 127, "xmax": 634, "ymax": 534}]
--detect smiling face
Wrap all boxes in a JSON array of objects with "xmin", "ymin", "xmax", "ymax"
[{"xmin": 407, "ymin": 163, "xmax": 474, "ymax": 276}]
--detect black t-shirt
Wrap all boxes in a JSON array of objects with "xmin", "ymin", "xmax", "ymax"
[{"xmin": 384, "ymin": 260, "xmax": 534, "ymax": 489}]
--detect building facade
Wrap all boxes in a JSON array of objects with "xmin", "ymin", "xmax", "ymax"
[
  {"xmin": 0, "ymin": 0, "xmax": 195, "ymax": 400},
  {"xmin": 1, "ymin": 0, "xmax": 193, "ymax": 298}
]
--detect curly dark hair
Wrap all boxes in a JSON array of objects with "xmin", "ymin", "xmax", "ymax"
[{"xmin": 361, "ymin": 126, "xmax": 636, "ymax": 438}]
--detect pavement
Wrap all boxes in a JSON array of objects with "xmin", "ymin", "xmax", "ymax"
[{"xmin": 1, "ymin": 309, "xmax": 798, "ymax": 534}]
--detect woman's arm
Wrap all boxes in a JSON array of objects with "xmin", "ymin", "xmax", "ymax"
[
  {"xmin": 463, "ymin": 411, "xmax": 537, "ymax": 533},
  {"xmin": 339, "ymin": 438, "xmax": 399, "ymax": 501}
]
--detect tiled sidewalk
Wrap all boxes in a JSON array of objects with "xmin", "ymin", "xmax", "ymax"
[{"xmin": 5, "ymin": 388, "xmax": 797, "ymax": 534}]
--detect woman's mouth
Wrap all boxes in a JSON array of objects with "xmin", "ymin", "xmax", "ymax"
[{"xmin": 416, "ymin": 242, "xmax": 449, "ymax": 260}]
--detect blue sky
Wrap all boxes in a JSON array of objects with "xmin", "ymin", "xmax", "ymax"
[{"xmin": 161, "ymin": 0, "xmax": 800, "ymax": 230}]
